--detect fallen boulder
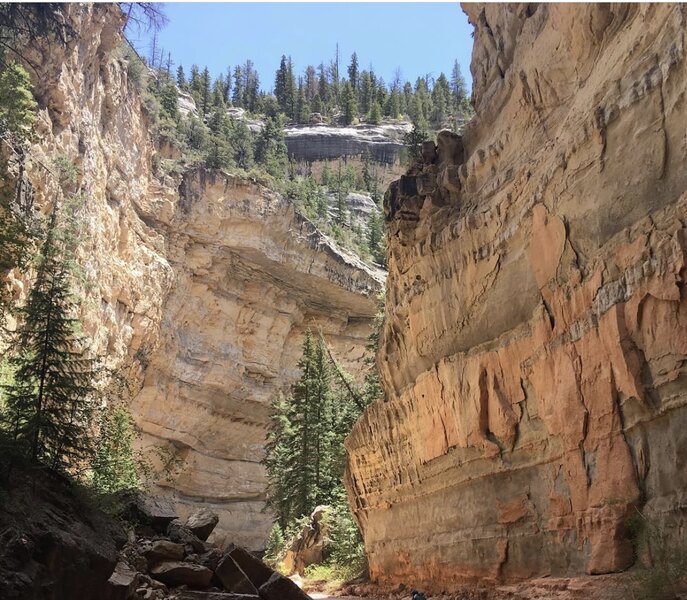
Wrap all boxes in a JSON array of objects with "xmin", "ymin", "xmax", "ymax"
[
  {"xmin": 214, "ymin": 554, "xmax": 259, "ymax": 595},
  {"xmin": 167, "ymin": 519, "xmax": 206, "ymax": 553},
  {"xmin": 186, "ymin": 509, "xmax": 219, "ymax": 541},
  {"xmin": 149, "ymin": 561, "xmax": 213, "ymax": 589},
  {"xmin": 103, "ymin": 561, "xmax": 139, "ymax": 600},
  {"xmin": 258, "ymin": 572, "xmax": 312, "ymax": 600},
  {"xmin": 144, "ymin": 540, "xmax": 185, "ymax": 564},
  {"xmin": 125, "ymin": 492, "xmax": 177, "ymax": 533},
  {"xmin": 223, "ymin": 546, "xmax": 274, "ymax": 589}
]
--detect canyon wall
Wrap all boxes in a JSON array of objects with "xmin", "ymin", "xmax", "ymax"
[
  {"xmin": 13, "ymin": 4, "xmax": 381, "ymax": 550},
  {"xmin": 346, "ymin": 2, "xmax": 687, "ymax": 587},
  {"xmin": 134, "ymin": 168, "xmax": 382, "ymax": 548}
]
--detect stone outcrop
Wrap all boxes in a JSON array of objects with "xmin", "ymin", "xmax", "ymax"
[
  {"xmin": 284, "ymin": 123, "xmax": 410, "ymax": 166},
  {"xmin": 345, "ymin": 2, "xmax": 687, "ymax": 588},
  {"xmin": 11, "ymin": 2, "xmax": 382, "ymax": 555},
  {"xmin": 283, "ymin": 506, "xmax": 330, "ymax": 575}
]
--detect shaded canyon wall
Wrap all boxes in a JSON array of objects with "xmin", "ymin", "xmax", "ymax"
[{"xmin": 345, "ymin": 2, "xmax": 687, "ymax": 587}]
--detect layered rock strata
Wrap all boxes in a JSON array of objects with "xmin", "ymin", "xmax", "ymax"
[
  {"xmin": 12, "ymin": 4, "xmax": 382, "ymax": 551},
  {"xmin": 135, "ymin": 168, "xmax": 383, "ymax": 548},
  {"xmin": 346, "ymin": 2, "xmax": 687, "ymax": 586},
  {"xmin": 284, "ymin": 123, "xmax": 410, "ymax": 165}
]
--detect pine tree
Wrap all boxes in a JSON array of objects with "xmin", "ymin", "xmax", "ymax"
[
  {"xmin": 367, "ymin": 100, "xmax": 382, "ymax": 125},
  {"xmin": 317, "ymin": 63, "xmax": 329, "ymax": 112},
  {"xmin": 295, "ymin": 79, "xmax": 310, "ymax": 124},
  {"xmin": 228, "ymin": 119, "xmax": 254, "ymax": 170},
  {"xmin": 232, "ymin": 65, "xmax": 243, "ymax": 108},
  {"xmin": 286, "ymin": 57, "xmax": 297, "ymax": 119},
  {"xmin": 335, "ymin": 161, "xmax": 349, "ymax": 226},
  {"xmin": 320, "ymin": 162, "xmax": 331, "ymax": 188},
  {"xmin": 331, "ymin": 44, "xmax": 340, "ymax": 106},
  {"xmin": 404, "ymin": 104, "xmax": 430, "ymax": 164},
  {"xmin": 340, "ymin": 81, "xmax": 357, "ymax": 126},
  {"xmin": 451, "ymin": 59, "xmax": 468, "ymax": 111},
  {"xmin": 186, "ymin": 116, "xmax": 208, "ymax": 150},
  {"xmin": 367, "ymin": 209, "xmax": 386, "ymax": 267},
  {"xmin": 304, "ymin": 65, "xmax": 317, "ymax": 102},
  {"xmin": 361, "ymin": 150, "xmax": 373, "ymax": 193},
  {"xmin": 159, "ymin": 81, "xmax": 179, "ymax": 120},
  {"xmin": 204, "ymin": 134, "xmax": 231, "ymax": 170},
  {"xmin": 200, "ymin": 67, "xmax": 211, "ymax": 115},
  {"xmin": 242, "ymin": 60, "xmax": 260, "ymax": 113},
  {"xmin": 2, "ymin": 211, "xmax": 96, "ymax": 473},
  {"xmin": 212, "ymin": 74, "xmax": 226, "ymax": 109},
  {"xmin": 189, "ymin": 64, "xmax": 201, "ymax": 93},
  {"xmin": 347, "ymin": 52, "xmax": 359, "ymax": 92},
  {"xmin": 176, "ymin": 65, "xmax": 186, "ymax": 88},
  {"xmin": 358, "ymin": 70, "xmax": 372, "ymax": 117},
  {"xmin": 387, "ymin": 88, "xmax": 401, "ymax": 119},
  {"xmin": 274, "ymin": 55, "xmax": 289, "ymax": 113},
  {"xmin": 264, "ymin": 331, "xmax": 356, "ymax": 529},
  {"xmin": 0, "ymin": 62, "xmax": 36, "ymax": 324},
  {"xmin": 0, "ymin": 62, "xmax": 37, "ymax": 144},
  {"xmin": 224, "ymin": 66, "xmax": 233, "ymax": 105},
  {"xmin": 91, "ymin": 404, "xmax": 140, "ymax": 494},
  {"xmin": 254, "ymin": 115, "xmax": 288, "ymax": 178}
]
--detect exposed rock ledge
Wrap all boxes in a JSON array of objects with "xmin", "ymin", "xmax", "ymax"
[
  {"xmin": 134, "ymin": 168, "xmax": 383, "ymax": 549},
  {"xmin": 284, "ymin": 123, "xmax": 411, "ymax": 165},
  {"xmin": 346, "ymin": 2, "xmax": 687, "ymax": 588}
]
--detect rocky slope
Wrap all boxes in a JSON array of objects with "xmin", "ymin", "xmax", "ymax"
[
  {"xmin": 346, "ymin": 2, "xmax": 687, "ymax": 588},
  {"xmin": 11, "ymin": 3, "xmax": 382, "ymax": 552}
]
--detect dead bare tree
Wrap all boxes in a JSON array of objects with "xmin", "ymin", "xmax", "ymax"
[{"xmin": 120, "ymin": 2, "xmax": 168, "ymax": 36}]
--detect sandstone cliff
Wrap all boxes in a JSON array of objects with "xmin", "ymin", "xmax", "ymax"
[
  {"xmin": 134, "ymin": 168, "xmax": 382, "ymax": 548},
  {"xmin": 11, "ymin": 4, "xmax": 382, "ymax": 550},
  {"xmin": 346, "ymin": 3, "xmax": 687, "ymax": 587}
]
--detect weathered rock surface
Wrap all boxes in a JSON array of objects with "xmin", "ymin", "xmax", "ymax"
[
  {"xmin": 346, "ymin": 2, "xmax": 687, "ymax": 588},
  {"xmin": 0, "ymin": 468, "xmax": 125, "ymax": 600},
  {"xmin": 13, "ymin": 3, "xmax": 382, "ymax": 553},
  {"xmin": 186, "ymin": 509, "xmax": 220, "ymax": 542},
  {"xmin": 215, "ymin": 554, "xmax": 259, "ymax": 595},
  {"xmin": 258, "ymin": 572, "xmax": 312, "ymax": 600},
  {"xmin": 283, "ymin": 506, "xmax": 330, "ymax": 575},
  {"xmin": 134, "ymin": 167, "xmax": 383, "ymax": 548},
  {"xmin": 284, "ymin": 123, "xmax": 410, "ymax": 166},
  {"xmin": 144, "ymin": 541, "xmax": 186, "ymax": 564},
  {"xmin": 150, "ymin": 562, "xmax": 214, "ymax": 589}
]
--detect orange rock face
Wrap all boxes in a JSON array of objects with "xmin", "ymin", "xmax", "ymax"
[{"xmin": 345, "ymin": 3, "xmax": 687, "ymax": 587}]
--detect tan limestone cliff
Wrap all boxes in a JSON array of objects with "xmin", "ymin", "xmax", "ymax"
[
  {"xmin": 134, "ymin": 168, "xmax": 382, "ymax": 548},
  {"xmin": 345, "ymin": 2, "xmax": 687, "ymax": 587},
  {"xmin": 10, "ymin": 4, "xmax": 382, "ymax": 550}
]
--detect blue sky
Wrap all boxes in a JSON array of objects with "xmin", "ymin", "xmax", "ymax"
[{"xmin": 128, "ymin": 3, "xmax": 474, "ymax": 92}]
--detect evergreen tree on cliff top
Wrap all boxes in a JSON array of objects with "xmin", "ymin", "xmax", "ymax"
[
  {"xmin": 2, "ymin": 211, "xmax": 96, "ymax": 473},
  {"xmin": 340, "ymin": 80, "xmax": 357, "ymax": 126}
]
